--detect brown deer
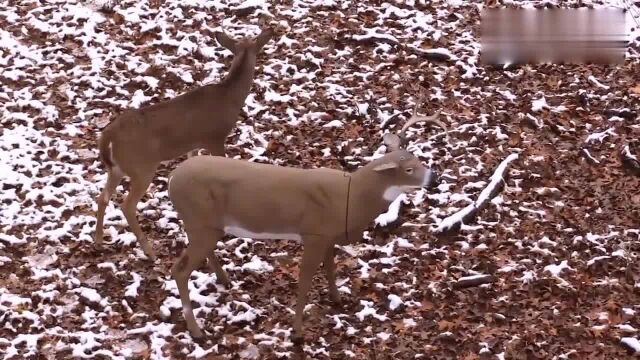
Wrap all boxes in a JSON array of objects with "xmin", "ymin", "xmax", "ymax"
[
  {"xmin": 166, "ymin": 100, "xmax": 447, "ymax": 343},
  {"xmin": 94, "ymin": 28, "xmax": 276, "ymax": 259}
]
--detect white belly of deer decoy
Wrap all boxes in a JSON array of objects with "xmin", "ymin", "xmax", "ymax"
[{"xmin": 223, "ymin": 225, "xmax": 303, "ymax": 241}]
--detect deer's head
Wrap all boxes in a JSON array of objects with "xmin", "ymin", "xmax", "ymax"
[
  {"xmin": 371, "ymin": 96, "xmax": 449, "ymax": 190},
  {"xmin": 214, "ymin": 27, "xmax": 275, "ymax": 56}
]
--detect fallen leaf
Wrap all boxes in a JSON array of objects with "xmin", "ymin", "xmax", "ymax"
[{"xmin": 437, "ymin": 319, "xmax": 457, "ymax": 331}]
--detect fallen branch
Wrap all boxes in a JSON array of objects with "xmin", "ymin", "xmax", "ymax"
[
  {"xmin": 604, "ymin": 108, "xmax": 637, "ymax": 121},
  {"xmin": 406, "ymin": 46, "xmax": 454, "ymax": 62},
  {"xmin": 580, "ymin": 148, "xmax": 600, "ymax": 165},
  {"xmin": 352, "ymin": 30, "xmax": 400, "ymax": 47},
  {"xmin": 621, "ymin": 144, "xmax": 640, "ymax": 176},
  {"xmin": 350, "ymin": 31, "xmax": 453, "ymax": 62},
  {"xmin": 522, "ymin": 113, "xmax": 544, "ymax": 129},
  {"xmin": 433, "ymin": 153, "xmax": 519, "ymax": 235},
  {"xmin": 451, "ymin": 274, "xmax": 495, "ymax": 289}
]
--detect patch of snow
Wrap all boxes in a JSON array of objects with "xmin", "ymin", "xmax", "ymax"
[
  {"xmin": 518, "ymin": 270, "xmax": 536, "ymax": 284},
  {"xmin": 497, "ymin": 89, "xmax": 517, "ymax": 101},
  {"xmin": 623, "ymin": 145, "xmax": 638, "ymax": 161},
  {"xmin": 587, "ymin": 256, "xmax": 611, "ymax": 266},
  {"xmin": 129, "ymin": 89, "xmax": 152, "ymax": 108},
  {"xmin": 352, "ymin": 28, "xmax": 399, "ymax": 44},
  {"xmin": 531, "ymin": 96, "xmax": 549, "ymax": 112},
  {"xmin": 544, "ymin": 260, "xmax": 574, "ymax": 276},
  {"xmin": 74, "ymin": 287, "xmax": 108, "ymax": 307},
  {"xmin": 323, "ymin": 120, "xmax": 343, "ymax": 128},
  {"xmin": 241, "ymin": 255, "xmax": 274, "ymax": 273},
  {"xmin": 617, "ymin": 324, "xmax": 638, "ymax": 333},
  {"xmin": 585, "ymin": 127, "xmax": 616, "ymax": 144},
  {"xmin": 124, "ymin": 272, "xmax": 142, "ymax": 298},
  {"xmin": 375, "ymin": 193, "xmax": 408, "ymax": 226},
  {"xmin": 387, "ymin": 294, "xmax": 403, "ymax": 310},
  {"xmin": 356, "ymin": 300, "xmax": 388, "ymax": 321}
]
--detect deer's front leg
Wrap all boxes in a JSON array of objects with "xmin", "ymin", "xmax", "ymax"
[
  {"xmin": 122, "ymin": 167, "xmax": 157, "ymax": 260},
  {"xmin": 323, "ymin": 245, "xmax": 341, "ymax": 305},
  {"xmin": 292, "ymin": 237, "xmax": 328, "ymax": 345}
]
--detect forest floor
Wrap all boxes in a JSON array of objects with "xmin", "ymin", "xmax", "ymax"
[{"xmin": 1, "ymin": 0, "xmax": 640, "ymax": 359}]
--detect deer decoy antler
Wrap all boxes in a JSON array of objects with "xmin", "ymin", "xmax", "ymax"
[{"xmin": 383, "ymin": 96, "xmax": 449, "ymax": 152}]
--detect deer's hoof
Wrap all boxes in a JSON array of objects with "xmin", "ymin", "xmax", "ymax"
[
  {"xmin": 93, "ymin": 234, "xmax": 104, "ymax": 247},
  {"xmin": 219, "ymin": 279, "xmax": 232, "ymax": 289},
  {"xmin": 141, "ymin": 244, "xmax": 157, "ymax": 261},
  {"xmin": 190, "ymin": 328, "xmax": 205, "ymax": 340},
  {"xmin": 218, "ymin": 272, "xmax": 232, "ymax": 287},
  {"xmin": 329, "ymin": 292, "xmax": 342, "ymax": 306},
  {"xmin": 331, "ymin": 298, "xmax": 343, "ymax": 308},
  {"xmin": 291, "ymin": 334, "xmax": 305, "ymax": 346}
]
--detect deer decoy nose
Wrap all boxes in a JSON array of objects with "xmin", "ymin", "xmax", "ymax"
[{"xmin": 423, "ymin": 169, "xmax": 439, "ymax": 188}]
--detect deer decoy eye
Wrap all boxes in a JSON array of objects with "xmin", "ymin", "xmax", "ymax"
[{"xmin": 405, "ymin": 167, "xmax": 414, "ymax": 174}]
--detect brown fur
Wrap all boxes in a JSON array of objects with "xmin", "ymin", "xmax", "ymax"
[
  {"xmin": 93, "ymin": 28, "xmax": 277, "ymax": 259},
  {"xmin": 175, "ymin": 254, "xmax": 189, "ymax": 272},
  {"xmin": 97, "ymin": 122, "xmax": 115, "ymax": 168}
]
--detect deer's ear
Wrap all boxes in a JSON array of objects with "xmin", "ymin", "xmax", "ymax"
[
  {"xmin": 255, "ymin": 28, "xmax": 275, "ymax": 51},
  {"xmin": 215, "ymin": 31, "xmax": 237, "ymax": 53},
  {"xmin": 373, "ymin": 162, "xmax": 398, "ymax": 172}
]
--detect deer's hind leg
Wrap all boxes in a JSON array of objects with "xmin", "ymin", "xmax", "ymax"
[
  {"xmin": 94, "ymin": 166, "xmax": 124, "ymax": 245},
  {"xmin": 206, "ymin": 253, "xmax": 230, "ymax": 286},
  {"xmin": 323, "ymin": 245, "xmax": 341, "ymax": 305}
]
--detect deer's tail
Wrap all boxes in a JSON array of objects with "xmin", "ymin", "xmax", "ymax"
[{"xmin": 98, "ymin": 123, "xmax": 116, "ymax": 169}]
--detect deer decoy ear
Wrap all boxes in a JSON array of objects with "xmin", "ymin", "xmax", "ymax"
[
  {"xmin": 215, "ymin": 31, "xmax": 237, "ymax": 53},
  {"xmin": 373, "ymin": 161, "xmax": 399, "ymax": 172},
  {"xmin": 255, "ymin": 28, "xmax": 275, "ymax": 51},
  {"xmin": 382, "ymin": 133, "xmax": 402, "ymax": 153}
]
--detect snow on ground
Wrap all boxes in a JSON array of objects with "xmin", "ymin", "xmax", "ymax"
[{"xmin": 1, "ymin": 0, "xmax": 640, "ymax": 358}]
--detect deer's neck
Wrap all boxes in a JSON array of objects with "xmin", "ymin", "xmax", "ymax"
[
  {"xmin": 219, "ymin": 49, "xmax": 257, "ymax": 101},
  {"xmin": 346, "ymin": 170, "xmax": 394, "ymax": 231}
]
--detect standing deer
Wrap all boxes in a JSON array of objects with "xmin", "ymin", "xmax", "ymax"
[
  {"xmin": 167, "ymin": 100, "xmax": 448, "ymax": 343},
  {"xmin": 94, "ymin": 28, "xmax": 276, "ymax": 259}
]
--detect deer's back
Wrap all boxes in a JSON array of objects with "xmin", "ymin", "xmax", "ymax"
[
  {"xmin": 168, "ymin": 156, "xmax": 349, "ymax": 237},
  {"xmin": 109, "ymin": 85, "xmax": 238, "ymax": 164},
  {"xmin": 133, "ymin": 85, "xmax": 234, "ymax": 135},
  {"xmin": 170, "ymin": 156, "xmax": 343, "ymax": 192}
]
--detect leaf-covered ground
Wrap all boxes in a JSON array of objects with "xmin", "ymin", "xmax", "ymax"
[{"xmin": 2, "ymin": 0, "xmax": 640, "ymax": 359}]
